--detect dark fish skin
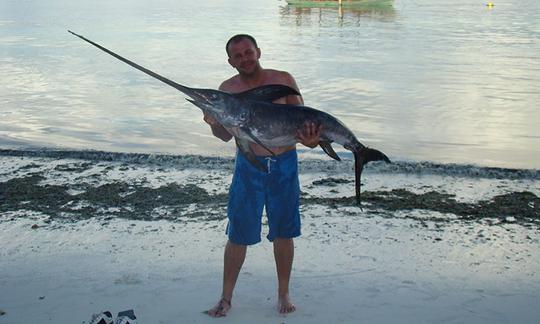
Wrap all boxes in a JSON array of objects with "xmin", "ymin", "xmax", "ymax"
[
  {"xmin": 215, "ymin": 100, "xmax": 392, "ymax": 205},
  {"xmin": 69, "ymin": 31, "xmax": 391, "ymax": 204}
]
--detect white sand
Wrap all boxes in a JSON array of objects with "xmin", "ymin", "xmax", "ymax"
[{"xmin": 1, "ymin": 207, "xmax": 539, "ymax": 324}]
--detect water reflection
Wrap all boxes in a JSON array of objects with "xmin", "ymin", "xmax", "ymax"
[
  {"xmin": 279, "ymin": 2, "xmax": 396, "ymax": 26},
  {"xmin": 1, "ymin": 0, "xmax": 539, "ymax": 169}
]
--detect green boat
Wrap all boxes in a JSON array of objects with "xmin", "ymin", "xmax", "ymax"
[{"xmin": 285, "ymin": 0, "xmax": 393, "ymax": 8}]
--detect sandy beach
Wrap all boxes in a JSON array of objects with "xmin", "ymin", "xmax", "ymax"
[{"xmin": 1, "ymin": 152, "xmax": 539, "ymax": 323}]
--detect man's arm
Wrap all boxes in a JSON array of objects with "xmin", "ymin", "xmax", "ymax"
[
  {"xmin": 282, "ymin": 72, "xmax": 304, "ymax": 106},
  {"xmin": 282, "ymin": 72, "xmax": 321, "ymax": 149}
]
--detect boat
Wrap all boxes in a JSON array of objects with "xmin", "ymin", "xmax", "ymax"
[{"xmin": 285, "ymin": 0, "xmax": 393, "ymax": 8}]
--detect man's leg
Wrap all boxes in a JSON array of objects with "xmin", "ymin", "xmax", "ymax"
[
  {"xmin": 207, "ymin": 240, "xmax": 247, "ymax": 317},
  {"xmin": 273, "ymin": 237, "xmax": 296, "ymax": 313}
]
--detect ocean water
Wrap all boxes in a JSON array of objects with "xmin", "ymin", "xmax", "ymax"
[{"xmin": 1, "ymin": 0, "xmax": 539, "ymax": 170}]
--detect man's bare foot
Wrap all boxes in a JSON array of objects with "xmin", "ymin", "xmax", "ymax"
[
  {"xmin": 278, "ymin": 294, "xmax": 296, "ymax": 314},
  {"xmin": 206, "ymin": 298, "xmax": 231, "ymax": 317}
]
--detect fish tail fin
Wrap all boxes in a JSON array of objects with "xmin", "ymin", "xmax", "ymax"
[{"xmin": 353, "ymin": 147, "xmax": 391, "ymax": 205}]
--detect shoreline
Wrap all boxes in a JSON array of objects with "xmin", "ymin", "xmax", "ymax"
[{"xmin": 1, "ymin": 154, "xmax": 539, "ymax": 226}]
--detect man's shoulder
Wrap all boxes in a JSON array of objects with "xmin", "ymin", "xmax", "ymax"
[
  {"xmin": 219, "ymin": 75, "xmax": 241, "ymax": 92},
  {"xmin": 264, "ymin": 69, "xmax": 300, "ymax": 97},
  {"xmin": 264, "ymin": 69, "xmax": 295, "ymax": 84},
  {"xmin": 219, "ymin": 69, "xmax": 298, "ymax": 92}
]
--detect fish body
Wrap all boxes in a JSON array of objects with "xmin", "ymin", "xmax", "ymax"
[
  {"xmin": 69, "ymin": 30, "xmax": 391, "ymax": 204},
  {"xmin": 228, "ymin": 101, "xmax": 358, "ymax": 148},
  {"xmin": 196, "ymin": 96, "xmax": 391, "ymax": 204}
]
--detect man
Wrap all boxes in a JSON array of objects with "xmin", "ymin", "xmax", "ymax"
[{"xmin": 204, "ymin": 34, "xmax": 320, "ymax": 317}]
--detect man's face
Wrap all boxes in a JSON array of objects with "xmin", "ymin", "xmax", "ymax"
[{"xmin": 227, "ymin": 38, "xmax": 261, "ymax": 76}]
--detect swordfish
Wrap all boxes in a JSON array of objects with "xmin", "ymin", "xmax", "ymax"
[{"xmin": 68, "ymin": 30, "xmax": 391, "ymax": 204}]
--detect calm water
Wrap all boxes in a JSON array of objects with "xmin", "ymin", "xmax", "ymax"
[{"xmin": 1, "ymin": 0, "xmax": 539, "ymax": 169}]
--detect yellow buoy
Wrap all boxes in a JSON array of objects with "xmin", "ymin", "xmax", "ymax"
[{"xmin": 487, "ymin": 2, "xmax": 494, "ymax": 8}]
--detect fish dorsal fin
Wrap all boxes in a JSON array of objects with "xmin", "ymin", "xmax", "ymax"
[
  {"xmin": 319, "ymin": 141, "xmax": 341, "ymax": 161},
  {"xmin": 233, "ymin": 84, "xmax": 300, "ymax": 102}
]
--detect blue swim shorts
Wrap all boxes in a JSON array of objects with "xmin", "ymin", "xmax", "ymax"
[{"xmin": 226, "ymin": 149, "xmax": 301, "ymax": 245}]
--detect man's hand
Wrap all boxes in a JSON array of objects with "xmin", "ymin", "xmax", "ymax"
[
  {"xmin": 203, "ymin": 112, "xmax": 218, "ymax": 126},
  {"xmin": 296, "ymin": 122, "xmax": 321, "ymax": 148},
  {"xmin": 203, "ymin": 112, "xmax": 233, "ymax": 142}
]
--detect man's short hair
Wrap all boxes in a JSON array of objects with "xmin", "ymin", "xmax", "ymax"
[{"xmin": 225, "ymin": 34, "xmax": 258, "ymax": 57}]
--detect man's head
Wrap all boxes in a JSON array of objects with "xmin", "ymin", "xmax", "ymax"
[
  {"xmin": 226, "ymin": 34, "xmax": 261, "ymax": 76},
  {"xmin": 225, "ymin": 34, "xmax": 258, "ymax": 57}
]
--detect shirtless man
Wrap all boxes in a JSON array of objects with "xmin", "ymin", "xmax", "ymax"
[{"xmin": 205, "ymin": 34, "xmax": 320, "ymax": 317}]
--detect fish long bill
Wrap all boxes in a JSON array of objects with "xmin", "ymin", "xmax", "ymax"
[{"xmin": 68, "ymin": 30, "xmax": 210, "ymax": 102}]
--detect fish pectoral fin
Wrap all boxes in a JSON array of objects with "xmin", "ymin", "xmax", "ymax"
[
  {"xmin": 319, "ymin": 141, "xmax": 341, "ymax": 161},
  {"xmin": 233, "ymin": 84, "xmax": 300, "ymax": 103},
  {"xmin": 240, "ymin": 127, "xmax": 276, "ymax": 157},
  {"xmin": 235, "ymin": 137, "xmax": 267, "ymax": 172}
]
